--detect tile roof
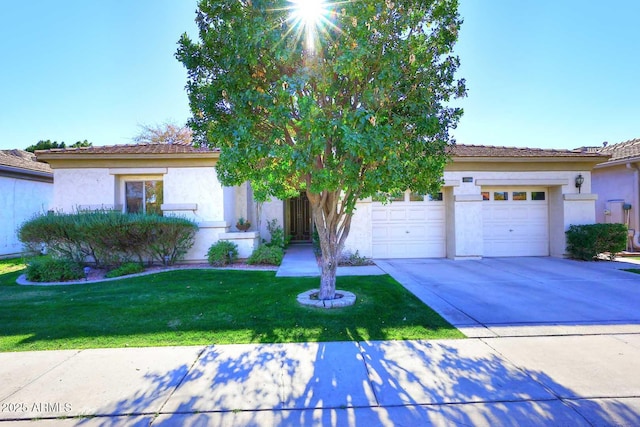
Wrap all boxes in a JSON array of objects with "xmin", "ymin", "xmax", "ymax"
[
  {"xmin": 36, "ymin": 142, "xmax": 219, "ymax": 156},
  {"xmin": 0, "ymin": 149, "xmax": 53, "ymax": 174},
  {"xmin": 597, "ymin": 138, "xmax": 640, "ymax": 162},
  {"xmin": 33, "ymin": 142, "xmax": 606, "ymax": 161},
  {"xmin": 450, "ymin": 144, "xmax": 606, "ymax": 158}
]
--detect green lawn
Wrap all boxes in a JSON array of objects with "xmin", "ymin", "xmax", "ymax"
[{"xmin": 0, "ymin": 258, "xmax": 463, "ymax": 352}]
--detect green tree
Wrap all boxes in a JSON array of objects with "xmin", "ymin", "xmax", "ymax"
[
  {"xmin": 25, "ymin": 139, "xmax": 92, "ymax": 152},
  {"xmin": 25, "ymin": 140, "xmax": 65, "ymax": 152},
  {"xmin": 68, "ymin": 139, "xmax": 92, "ymax": 149},
  {"xmin": 177, "ymin": 0, "xmax": 466, "ymax": 299}
]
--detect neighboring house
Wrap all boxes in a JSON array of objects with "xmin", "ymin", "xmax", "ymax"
[
  {"xmin": 0, "ymin": 149, "xmax": 53, "ymax": 258},
  {"xmin": 591, "ymin": 138, "xmax": 640, "ymax": 249},
  {"xmin": 36, "ymin": 143, "xmax": 607, "ymax": 262}
]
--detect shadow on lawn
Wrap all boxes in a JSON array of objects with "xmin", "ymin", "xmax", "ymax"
[
  {"xmin": 73, "ymin": 339, "xmax": 639, "ymax": 427},
  {"xmin": 2, "ymin": 271, "xmax": 460, "ymax": 351}
]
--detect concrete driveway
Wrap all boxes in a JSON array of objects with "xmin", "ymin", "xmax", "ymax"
[{"xmin": 376, "ymin": 257, "xmax": 640, "ymax": 337}]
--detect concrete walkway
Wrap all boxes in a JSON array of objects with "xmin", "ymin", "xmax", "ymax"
[
  {"xmin": 276, "ymin": 244, "xmax": 385, "ymax": 277},
  {"xmin": 1, "ymin": 338, "xmax": 639, "ymax": 426}
]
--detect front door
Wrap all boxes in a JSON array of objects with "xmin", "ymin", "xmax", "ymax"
[{"xmin": 287, "ymin": 192, "xmax": 312, "ymax": 242}]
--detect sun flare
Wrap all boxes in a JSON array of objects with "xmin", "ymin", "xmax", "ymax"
[{"xmin": 287, "ymin": 0, "xmax": 333, "ymax": 53}]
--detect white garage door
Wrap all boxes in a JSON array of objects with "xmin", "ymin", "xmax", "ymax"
[
  {"xmin": 482, "ymin": 187, "xmax": 549, "ymax": 257},
  {"xmin": 372, "ymin": 191, "xmax": 446, "ymax": 258}
]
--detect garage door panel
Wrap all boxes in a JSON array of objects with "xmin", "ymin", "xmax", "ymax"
[
  {"xmin": 372, "ymin": 241, "xmax": 445, "ymax": 258},
  {"xmin": 388, "ymin": 209, "xmax": 408, "ymax": 220},
  {"xmin": 406, "ymin": 208, "xmax": 428, "ymax": 221},
  {"xmin": 371, "ymin": 209, "xmax": 389, "ymax": 221}
]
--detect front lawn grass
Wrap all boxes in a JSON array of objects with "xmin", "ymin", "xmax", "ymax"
[{"xmin": 0, "ymin": 258, "xmax": 463, "ymax": 352}]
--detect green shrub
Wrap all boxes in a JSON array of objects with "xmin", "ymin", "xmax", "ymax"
[
  {"xmin": 26, "ymin": 257, "xmax": 84, "ymax": 282},
  {"xmin": 566, "ymin": 223, "xmax": 628, "ymax": 261},
  {"xmin": 339, "ymin": 250, "xmax": 374, "ymax": 266},
  {"xmin": 247, "ymin": 245, "xmax": 284, "ymax": 265},
  {"xmin": 145, "ymin": 215, "xmax": 198, "ymax": 265},
  {"xmin": 18, "ymin": 211, "xmax": 198, "ymax": 267},
  {"xmin": 265, "ymin": 219, "xmax": 290, "ymax": 249},
  {"xmin": 207, "ymin": 240, "xmax": 238, "ymax": 266},
  {"xmin": 105, "ymin": 262, "xmax": 145, "ymax": 278}
]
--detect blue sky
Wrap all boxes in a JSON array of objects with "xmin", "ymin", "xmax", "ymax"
[{"xmin": 0, "ymin": 0, "xmax": 638, "ymax": 151}]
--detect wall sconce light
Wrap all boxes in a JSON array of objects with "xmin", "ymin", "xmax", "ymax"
[{"xmin": 575, "ymin": 174, "xmax": 584, "ymax": 193}]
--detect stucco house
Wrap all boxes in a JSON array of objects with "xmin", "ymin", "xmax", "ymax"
[
  {"xmin": 0, "ymin": 149, "xmax": 53, "ymax": 258},
  {"xmin": 36, "ymin": 143, "xmax": 607, "ymax": 262},
  {"xmin": 591, "ymin": 138, "xmax": 640, "ymax": 250}
]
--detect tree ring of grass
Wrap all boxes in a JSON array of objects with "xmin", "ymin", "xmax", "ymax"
[{"xmin": 297, "ymin": 289, "xmax": 356, "ymax": 309}]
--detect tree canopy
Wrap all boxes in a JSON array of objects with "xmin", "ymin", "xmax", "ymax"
[
  {"xmin": 26, "ymin": 139, "xmax": 92, "ymax": 153},
  {"xmin": 133, "ymin": 122, "xmax": 193, "ymax": 145},
  {"xmin": 177, "ymin": 0, "xmax": 466, "ymax": 299}
]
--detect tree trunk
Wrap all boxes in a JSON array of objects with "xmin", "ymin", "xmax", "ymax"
[{"xmin": 308, "ymin": 189, "xmax": 354, "ymax": 300}]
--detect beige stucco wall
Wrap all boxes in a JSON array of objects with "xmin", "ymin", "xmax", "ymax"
[
  {"xmin": 0, "ymin": 176, "xmax": 53, "ymax": 257},
  {"xmin": 53, "ymin": 168, "xmax": 115, "ymax": 211},
  {"xmin": 258, "ymin": 198, "xmax": 285, "ymax": 243},
  {"xmin": 343, "ymin": 199, "xmax": 372, "ymax": 257}
]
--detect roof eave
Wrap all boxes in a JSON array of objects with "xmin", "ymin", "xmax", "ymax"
[
  {"xmin": 0, "ymin": 165, "xmax": 54, "ymax": 183},
  {"xmin": 594, "ymin": 156, "xmax": 640, "ymax": 169},
  {"xmin": 35, "ymin": 152, "xmax": 221, "ymax": 162},
  {"xmin": 452, "ymin": 155, "xmax": 609, "ymax": 164}
]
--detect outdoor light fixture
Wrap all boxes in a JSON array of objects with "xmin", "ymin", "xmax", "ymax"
[
  {"xmin": 83, "ymin": 266, "xmax": 91, "ymax": 281},
  {"xmin": 575, "ymin": 174, "xmax": 584, "ymax": 193}
]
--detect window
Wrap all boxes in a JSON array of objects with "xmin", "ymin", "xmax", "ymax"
[
  {"xmin": 409, "ymin": 192, "xmax": 424, "ymax": 202},
  {"xmin": 390, "ymin": 193, "xmax": 405, "ymax": 202},
  {"xmin": 481, "ymin": 192, "xmax": 490, "ymax": 201},
  {"xmin": 531, "ymin": 191, "xmax": 546, "ymax": 201},
  {"xmin": 513, "ymin": 191, "xmax": 527, "ymax": 201},
  {"xmin": 427, "ymin": 192, "xmax": 443, "ymax": 201},
  {"xmin": 125, "ymin": 181, "xmax": 163, "ymax": 215},
  {"xmin": 494, "ymin": 191, "xmax": 509, "ymax": 201}
]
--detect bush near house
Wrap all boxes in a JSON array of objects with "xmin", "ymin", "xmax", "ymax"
[
  {"xmin": 105, "ymin": 262, "xmax": 145, "ymax": 279},
  {"xmin": 207, "ymin": 240, "xmax": 238, "ymax": 266},
  {"xmin": 247, "ymin": 245, "xmax": 284, "ymax": 265},
  {"xmin": 565, "ymin": 223, "xmax": 627, "ymax": 260},
  {"xmin": 26, "ymin": 257, "xmax": 84, "ymax": 282},
  {"xmin": 18, "ymin": 211, "xmax": 198, "ymax": 268}
]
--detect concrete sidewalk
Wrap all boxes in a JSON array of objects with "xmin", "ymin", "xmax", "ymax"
[
  {"xmin": 276, "ymin": 244, "xmax": 385, "ymax": 277},
  {"xmin": 1, "ymin": 338, "xmax": 639, "ymax": 426}
]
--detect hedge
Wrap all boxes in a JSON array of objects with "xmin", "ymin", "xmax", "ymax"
[
  {"xmin": 565, "ymin": 223, "xmax": 627, "ymax": 261},
  {"xmin": 19, "ymin": 211, "xmax": 198, "ymax": 267}
]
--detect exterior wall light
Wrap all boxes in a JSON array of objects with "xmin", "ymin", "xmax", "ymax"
[{"xmin": 575, "ymin": 174, "xmax": 584, "ymax": 193}]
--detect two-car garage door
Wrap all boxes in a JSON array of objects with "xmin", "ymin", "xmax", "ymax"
[{"xmin": 370, "ymin": 187, "xmax": 550, "ymax": 258}]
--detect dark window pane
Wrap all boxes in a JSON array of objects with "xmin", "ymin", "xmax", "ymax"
[
  {"xmin": 532, "ymin": 191, "xmax": 546, "ymax": 201},
  {"xmin": 427, "ymin": 192, "xmax": 443, "ymax": 201},
  {"xmin": 126, "ymin": 182, "xmax": 143, "ymax": 214}
]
